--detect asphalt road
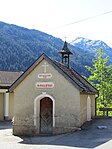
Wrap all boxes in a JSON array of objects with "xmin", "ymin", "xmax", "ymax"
[{"xmin": 0, "ymin": 118, "xmax": 112, "ymax": 149}]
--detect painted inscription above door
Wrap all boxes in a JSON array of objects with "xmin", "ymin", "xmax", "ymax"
[
  {"xmin": 36, "ymin": 82, "xmax": 54, "ymax": 89},
  {"xmin": 38, "ymin": 73, "xmax": 52, "ymax": 79},
  {"xmin": 36, "ymin": 62, "xmax": 54, "ymax": 89}
]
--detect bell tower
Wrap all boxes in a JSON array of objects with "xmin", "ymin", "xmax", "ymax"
[{"xmin": 59, "ymin": 40, "xmax": 73, "ymax": 68}]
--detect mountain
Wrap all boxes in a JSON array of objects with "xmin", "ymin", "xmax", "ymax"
[
  {"xmin": 71, "ymin": 37, "xmax": 112, "ymax": 63},
  {"xmin": 0, "ymin": 21, "xmax": 112, "ymax": 77},
  {"xmin": 0, "ymin": 21, "xmax": 62, "ymax": 70}
]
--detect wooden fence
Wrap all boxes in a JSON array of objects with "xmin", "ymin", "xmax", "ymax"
[{"xmin": 99, "ymin": 108, "xmax": 112, "ymax": 116}]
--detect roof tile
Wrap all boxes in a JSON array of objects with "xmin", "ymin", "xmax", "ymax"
[{"xmin": 0, "ymin": 71, "xmax": 22, "ymax": 86}]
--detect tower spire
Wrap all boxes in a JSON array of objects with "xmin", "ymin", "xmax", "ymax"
[{"xmin": 59, "ymin": 40, "xmax": 73, "ymax": 68}]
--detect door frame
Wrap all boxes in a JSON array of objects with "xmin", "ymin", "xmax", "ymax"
[{"xmin": 34, "ymin": 93, "xmax": 55, "ymax": 130}]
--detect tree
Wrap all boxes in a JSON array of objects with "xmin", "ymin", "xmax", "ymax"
[{"xmin": 85, "ymin": 48, "xmax": 112, "ymax": 109}]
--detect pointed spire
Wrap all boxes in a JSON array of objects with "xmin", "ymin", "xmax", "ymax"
[
  {"xmin": 62, "ymin": 41, "xmax": 72, "ymax": 54},
  {"xmin": 59, "ymin": 40, "xmax": 73, "ymax": 68}
]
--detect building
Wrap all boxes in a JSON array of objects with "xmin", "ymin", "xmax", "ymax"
[
  {"xmin": 8, "ymin": 41, "xmax": 98, "ymax": 136},
  {"xmin": 0, "ymin": 71, "xmax": 22, "ymax": 120}
]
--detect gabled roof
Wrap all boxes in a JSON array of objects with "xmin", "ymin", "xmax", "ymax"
[
  {"xmin": 53, "ymin": 61, "xmax": 98, "ymax": 94},
  {"xmin": 0, "ymin": 71, "xmax": 22, "ymax": 89},
  {"xmin": 9, "ymin": 53, "xmax": 98, "ymax": 94}
]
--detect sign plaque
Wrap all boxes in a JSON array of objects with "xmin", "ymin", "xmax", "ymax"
[
  {"xmin": 38, "ymin": 73, "xmax": 52, "ymax": 79},
  {"xmin": 35, "ymin": 82, "xmax": 54, "ymax": 89}
]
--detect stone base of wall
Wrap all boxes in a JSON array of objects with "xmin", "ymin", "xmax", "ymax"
[
  {"xmin": 4, "ymin": 116, "xmax": 10, "ymax": 121},
  {"xmin": 13, "ymin": 125, "xmax": 81, "ymax": 136},
  {"xmin": 13, "ymin": 125, "xmax": 36, "ymax": 136},
  {"xmin": 53, "ymin": 126, "xmax": 81, "ymax": 135}
]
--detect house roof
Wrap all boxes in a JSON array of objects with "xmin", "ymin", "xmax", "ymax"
[
  {"xmin": 9, "ymin": 53, "xmax": 98, "ymax": 94},
  {"xmin": 0, "ymin": 71, "xmax": 22, "ymax": 89},
  {"xmin": 53, "ymin": 61, "xmax": 98, "ymax": 94}
]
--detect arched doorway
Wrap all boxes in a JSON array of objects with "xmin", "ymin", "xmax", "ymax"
[{"xmin": 40, "ymin": 97, "xmax": 53, "ymax": 134}]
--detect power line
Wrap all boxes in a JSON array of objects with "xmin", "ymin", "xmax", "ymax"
[{"xmin": 58, "ymin": 10, "xmax": 112, "ymax": 28}]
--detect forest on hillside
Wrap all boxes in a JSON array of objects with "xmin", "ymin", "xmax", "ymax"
[
  {"xmin": 0, "ymin": 21, "xmax": 97, "ymax": 76},
  {"xmin": 0, "ymin": 21, "xmax": 112, "ymax": 78}
]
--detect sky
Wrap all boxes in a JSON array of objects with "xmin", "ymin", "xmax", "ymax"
[{"xmin": 0, "ymin": 0, "xmax": 112, "ymax": 46}]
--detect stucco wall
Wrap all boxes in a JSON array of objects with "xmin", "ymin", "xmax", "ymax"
[
  {"xmin": 80, "ymin": 94, "xmax": 95, "ymax": 125},
  {"xmin": 91, "ymin": 95, "xmax": 95, "ymax": 117},
  {"xmin": 0, "ymin": 93, "xmax": 4, "ymax": 120},
  {"xmin": 13, "ymin": 59, "xmax": 81, "ymax": 135},
  {"xmin": 0, "ymin": 92, "xmax": 14, "ymax": 121},
  {"xmin": 80, "ymin": 94, "xmax": 87, "ymax": 125},
  {"xmin": 9, "ymin": 93, "xmax": 14, "ymax": 120}
]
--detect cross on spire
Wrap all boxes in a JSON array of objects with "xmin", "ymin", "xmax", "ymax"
[
  {"xmin": 42, "ymin": 62, "xmax": 48, "ymax": 73},
  {"xmin": 64, "ymin": 36, "xmax": 67, "ymax": 41}
]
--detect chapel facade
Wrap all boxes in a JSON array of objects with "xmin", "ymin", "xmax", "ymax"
[{"xmin": 8, "ymin": 41, "xmax": 98, "ymax": 136}]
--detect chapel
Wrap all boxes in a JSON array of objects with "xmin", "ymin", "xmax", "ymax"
[{"xmin": 0, "ymin": 41, "xmax": 98, "ymax": 136}]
